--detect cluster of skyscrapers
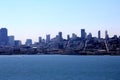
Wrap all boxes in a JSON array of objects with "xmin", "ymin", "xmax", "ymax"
[
  {"xmin": 0, "ymin": 27, "xmax": 116, "ymax": 47},
  {"xmin": 0, "ymin": 27, "xmax": 120, "ymax": 55},
  {"xmin": 0, "ymin": 28, "xmax": 21, "ymax": 46}
]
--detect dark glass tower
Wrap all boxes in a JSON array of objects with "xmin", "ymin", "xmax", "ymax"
[
  {"xmin": 0, "ymin": 28, "xmax": 8, "ymax": 45},
  {"xmin": 81, "ymin": 29, "xmax": 86, "ymax": 39},
  {"xmin": 98, "ymin": 30, "xmax": 101, "ymax": 39},
  {"xmin": 58, "ymin": 32, "xmax": 63, "ymax": 41}
]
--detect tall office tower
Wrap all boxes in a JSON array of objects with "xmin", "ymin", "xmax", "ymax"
[
  {"xmin": 46, "ymin": 34, "xmax": 50, "ymax": 43},
  {"xmin": 67, "ymin": 35, "xmax": 70, "ymax": 40},
  {"xmin": 81, "ymin": 29, "xmax": 86, "ymax": 39},
  {"xmin": 0, "ymin": 28, "xmax": 8, "ymax": 45},
  {"xmin": 58, "ymin": 32, "xmax": 63, "ymax": 41},
  {"xmin": 105, "ymin": 30, "xmax": 109, "ymax": 39},
  {"xmin": 8, "ymin": 36, "xmax": 15, "ymax": 46},
  {"xmin": 38, "ymin": 37, "xmax": 42, "ymax": 43},
  {"xmin": 105, "ymin": 30, "xmax": 107, "ymax": 37},
  {"xmin": 25, "ymin": 39, "xmax": 32, "ymax": 46},
  {"xmin": 98, "ymin": 30, "xmax": 101, "ymax": 39}
]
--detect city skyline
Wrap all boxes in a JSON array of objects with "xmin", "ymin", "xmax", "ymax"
[
  {"xmin": 0, "ymin": 0, "xmax": 120, "ymax": 43},
  {"xmin": 0, "ymin": 27, "xmax": 120, "ymax": 55},
  {"xmin": 0, "ymin": 27, "xmax": 120, "ymax": 45}
]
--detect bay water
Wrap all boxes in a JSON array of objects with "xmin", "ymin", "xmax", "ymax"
[{"xmin": 0, "ymin": 55, "xmax": 120, "ymax": 80}]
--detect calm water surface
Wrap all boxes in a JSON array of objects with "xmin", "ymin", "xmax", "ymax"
[{"xmin": 0, "ymin": 55, "xmax": 120, "ymax": 80}]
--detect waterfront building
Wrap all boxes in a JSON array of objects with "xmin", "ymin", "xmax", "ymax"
[
  {"xmin": 8, "ymin": 36, "xmax": 15, "ymax": 46},
  {"xmin": 0, "ymin": 28, "xmax": 8, "ymax": 45},
  {"xmin": 81, "ymin": 29, "xmax": 86, "ymax": 39},
  {"xmin": 25, "ymin": 39, "xmax": 32, "ymax": 46},
  {"xmin": 15, "ymin": 40, "xmax": 22, "ymax": 46}
]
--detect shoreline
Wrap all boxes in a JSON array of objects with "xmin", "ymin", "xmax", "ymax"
[{"xmin": 0, "ymin": 53, "xmax": 120, "ymax": 56}]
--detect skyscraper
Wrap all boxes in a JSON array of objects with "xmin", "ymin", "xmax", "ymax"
[
  {"xmin": 58, "ymin": 32, "xmax": 63, "ymax": 41},
  {"xmin": 0, "ymin": 28, "xmax": 8, "ymax": 45},
  {"xmin": 67, "ymin": 35, "xmax": 70, "ymax": 40},
  {"xmin": 81, "ymin": 29, "xmax": 86, "ymax": 39},
  {"xmin": 98, "ymin": 30, "xmax": 101, "ymax": 39},
  {"xmin": 38, "ymin": 37, "xmax": 42, "ymax": 43},
  {"xmin": 8, "ymin": 36, "xmax": 15, "ymax": 46},
  {"xmin": 105, "ymin": 30, "xmax": 109, "ymax": 39},
  {"xmin": 46, "ymin": 34, "xmax": 50, "ymax": 43}
]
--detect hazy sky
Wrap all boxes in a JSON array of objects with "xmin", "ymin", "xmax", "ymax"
[{"xmin": 0, "ymin": 0, "xmax": 120, "ymax": 43}]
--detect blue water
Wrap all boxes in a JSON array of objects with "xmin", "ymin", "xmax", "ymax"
[{"xmin": 0, "ymin": 55, "xmax": 120, "ymax": 80}]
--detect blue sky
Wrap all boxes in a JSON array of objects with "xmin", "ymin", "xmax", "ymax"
[{"xmin": 0, "ymin": 0, "xmax": 120, "ymax": 43}]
